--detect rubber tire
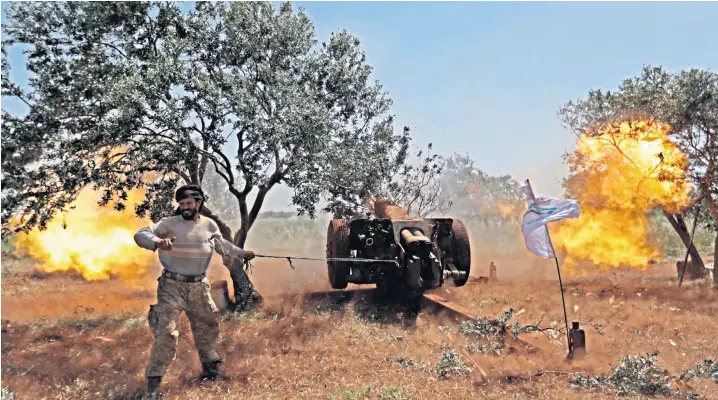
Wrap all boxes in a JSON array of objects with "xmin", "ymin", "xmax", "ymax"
[
  {"xmin": 327, "ymin": 219, "xmax": 350, "ymax": 289},
  {"xmin": 451, "ymin": 219, "xmax": 471, "ymax": 287}
]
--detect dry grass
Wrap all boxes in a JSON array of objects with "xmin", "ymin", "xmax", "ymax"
[{"xmin": 2, "ymin": 256, "xmax": 717, "ymax": 400}]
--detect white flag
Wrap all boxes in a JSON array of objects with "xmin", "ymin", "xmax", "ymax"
[
  {"xmin": 521, "ymin": 196, "xmax": 580, "ymax": 258},
  {"xmin": 517, "ymin": 180, "xmax": 533, "ymax": 199}
]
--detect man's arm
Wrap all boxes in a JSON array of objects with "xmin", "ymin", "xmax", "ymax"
[
  {"xmin": 134, "ymin": 218, "xmax": 172, "ymax": 251},
  {"xmin": 207, "ymin": 221, "xmax": 253, "ymax": 260},
  {"xmin": 210, "ymin": 234, "xmax": 252, "ymax": 259}
]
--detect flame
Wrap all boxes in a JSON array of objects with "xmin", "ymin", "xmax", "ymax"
[
  {"xmin": 552, "ymin": 120, "xmax": 693, "ymax": 270},
  {"xmin": 11, "ymin": 187, "xmax": 156, "ymax": 281}
]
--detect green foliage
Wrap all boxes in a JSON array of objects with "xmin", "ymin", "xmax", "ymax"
[
  {"xmin": 467, "ymin": 341, "xmax": 506, "ymax": 355},
  {"xmin": 4, "ymin": 364, "xmax": 33, "ymax": 378},
  {"xmin": 325, "ymin": 387, "xmax": 371, "ymax": 400},
  {"xmin": 1, "ymin": 235, "xmax": 15, "ymax": 253},
  {"xmin": 1, "ymin": 1, "xmax": 410, "ymax": 237},
  {"xmin": 343, "ymin": 387, "xmax": 371, "ymax": 400},
  {"xmin": 67, "ymin": 318, "xmax": 104, "ymax": 331},
  {"xmin": 460, "ymin": 308, "xmax": 564, "ymax": 355},
  {"xmin": 121, "ymin": 316, "xmax": 147, "ymax": 330},
  {"xmin": 459, "ymin": 309, "xmax": 508, "ymax": 338},
  {"xmin": 1, "ymin": 387, "xmax": 14, "ymax": 400},
  {"xmin": 200, "ymin": 166, "xmax": 242, "ymax": 220},
  {"xmin": 571, "ymin": 351, "xmax": 679, "ymax": 397},
  {"xmin": 679, "ymin": 359, "xmax": 718, "ymax": 384},
  {"xmin": 385, "ymin": 356, "xmax": 423, "ymax": 369},
  {"xmin": 435, "ymin": 349, "xmax": 472, "ymax": 379},
  {"xmin": 646, "ymin": 209, "xmax": 715, "ymax": 258},
  {"xmin": 380, "ymin": 387, "xmax": 412, "ymax": 400}
]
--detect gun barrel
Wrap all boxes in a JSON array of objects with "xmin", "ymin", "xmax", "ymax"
[
  {"xmin": 400, "ymin": 229, "xmax": 431, "ymax": 245},
  {"xmin": 373, "ymin": 198, "xmax": 422, "ymax": 220}
]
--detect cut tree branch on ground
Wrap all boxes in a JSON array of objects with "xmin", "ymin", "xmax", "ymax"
[{"xmin": 511, "ymin": 317, "xmax": 565, "ymax": 341}]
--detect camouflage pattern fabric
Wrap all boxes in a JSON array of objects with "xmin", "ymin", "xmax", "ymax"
[{"xmin": 145, "ymin": 275, "xmax": 221, "ymax": 377}]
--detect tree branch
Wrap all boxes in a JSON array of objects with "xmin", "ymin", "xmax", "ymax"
[
  {"xmin": 702, "ymin": 190, "xmax": 718, "ymax": 221},
  {"xmin": 98, "ymin": 42, "xmax": 129, "ymax": 59},
  {"xmin": 172, "ymin": 167, "xmax": 192, "ymax": 184},
  {"xmin": 236, "ymin": 128, "xmax": 255, "ymax": 197},
  {"xmin": 198, "ymin": 138, "xmax": 210, "ymax": 182}
]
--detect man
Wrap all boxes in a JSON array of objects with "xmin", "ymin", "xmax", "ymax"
[{"xmin": 133, "ymin": 184, "xmax": 255, "ymax": 399}]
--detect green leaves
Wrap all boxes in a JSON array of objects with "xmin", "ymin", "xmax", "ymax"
[
  {"xmin": 571, "ymin": 352, "xmax": 676, "ymax": 397},
  {"xmin": 1, "ymin": 1, "xmax": 410, "ymax": 236}
]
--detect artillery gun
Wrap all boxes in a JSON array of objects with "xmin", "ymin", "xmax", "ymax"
[{"xmin": 326, "ymin": 199, "xmax": 471, "ymax": 297}]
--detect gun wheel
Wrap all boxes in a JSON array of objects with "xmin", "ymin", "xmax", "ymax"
[
  {"xmin": 451, "ymin": 219, "xmax": 471, "ymax": 287},
  {"xmin": 327, "ymin": 219, "xmax": 350, "ymax": 289}
]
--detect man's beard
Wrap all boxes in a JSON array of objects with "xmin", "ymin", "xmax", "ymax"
[{"xmin": 181, "ymin": 207, "xmax": 199, "ymax": 220}]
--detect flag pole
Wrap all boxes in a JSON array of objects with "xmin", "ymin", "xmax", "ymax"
[{"xmin": 523, "ymin": 179, "xmax": 571, "ymax": 354}]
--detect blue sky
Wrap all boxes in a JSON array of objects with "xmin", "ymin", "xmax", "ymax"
[{"xmin": 3, "ymin": 1, "xmax": 718, "ymax": 211}]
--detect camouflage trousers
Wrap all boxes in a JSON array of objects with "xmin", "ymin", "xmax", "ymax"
[{"xmin": 145, "ymin": 275, "xmax": 221, "ymax": 378}]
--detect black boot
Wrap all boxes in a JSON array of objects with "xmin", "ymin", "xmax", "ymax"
[
  {"xmin": 200, "ymin": 360, "xmax": 229, "ymax": 380},
  {"xmin": 142, "ymin": 376, "xmax": 162, "ymax": 400}
]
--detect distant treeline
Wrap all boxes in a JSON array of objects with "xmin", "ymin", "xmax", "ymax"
[{"xmin": 256, "ymin": 211, "xmax": 298, "ymax": 220}]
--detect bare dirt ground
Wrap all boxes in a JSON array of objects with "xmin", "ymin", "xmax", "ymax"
[{"xmin": 2, "ymin": 251, "xmax": 717, "ymax": 400}]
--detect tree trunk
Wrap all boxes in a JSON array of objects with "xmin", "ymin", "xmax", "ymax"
[
  {"xmin": 234, "ymin": 225, "xmax": 251, "ymax": 249},
  {"xmin": 200, "ymin": 204, "xmax": 261, "ymax": 311},
  {"xmin": 662, "ymin": 210, "xmax": 706, "ymax": 270},
  {"xmin": 226, "ymin": 225, "xmax": 263, "ymax": 312},
  {"xmin": 701, "ymin": 195, "xmax": 718, "ymax": 287},
  {"xmin": 226, "ymin": 185, "xmax": 274, "ymax": 311}
]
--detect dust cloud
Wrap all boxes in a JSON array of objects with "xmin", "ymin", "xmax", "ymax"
[{"xmin": 1, "ymin": 201, "xmax": 573, "ymax": 325}]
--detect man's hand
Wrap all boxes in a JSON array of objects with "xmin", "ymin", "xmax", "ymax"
[
  {"xmin": 154, "ymin": 237, "xmax": 176, "ymax": 251},
  {"xmin": 239, "ymin": 250, "xmax": 255, "ymax": 260}
]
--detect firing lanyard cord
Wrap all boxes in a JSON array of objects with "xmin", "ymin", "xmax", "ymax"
[
  {"xmin": 245, "ymin": 254, "xmax": 399, "ymax": 272},
  {"xmin": 212, "ymin": 235, "xmax": 398, "ymax": 273}
]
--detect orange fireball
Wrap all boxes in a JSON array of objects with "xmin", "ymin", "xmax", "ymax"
[
  {"xmin": 11, "ymin": 187, "xmax": 156, "ymax": 281},
  {"xmin": 552, "ymin": 120, "xmax": 693, "ymax": 271}
]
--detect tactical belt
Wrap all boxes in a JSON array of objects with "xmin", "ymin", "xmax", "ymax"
[{"xmin": 162, "ymin": 270, "xmax": 205, "ymax": 283}]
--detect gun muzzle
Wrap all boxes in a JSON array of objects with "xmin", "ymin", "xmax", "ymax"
[{"xmin": 400, "ymin": 229, "xmax": 431, "ymax": 245}]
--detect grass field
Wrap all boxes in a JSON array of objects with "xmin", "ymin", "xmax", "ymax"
[{"xmin": 1, "ymin": 215, "xmax": 716, "ymax": 399}]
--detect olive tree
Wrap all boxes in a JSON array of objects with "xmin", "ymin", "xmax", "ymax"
[{"xmin": 1, "ymin": 1, "xmax": 412, "ymax": 308}]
